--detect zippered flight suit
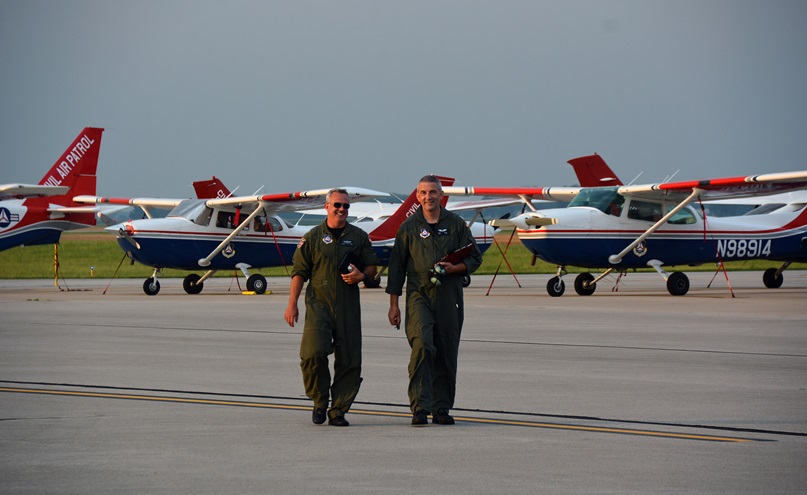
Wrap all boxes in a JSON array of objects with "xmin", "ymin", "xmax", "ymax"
[
  {"xmin": 385, "ymin": 206, "xmax": 482, "ymax": 413},
  {"xmin": 291, "ymin": 221, "xmax": 379, "ymax": 419}
]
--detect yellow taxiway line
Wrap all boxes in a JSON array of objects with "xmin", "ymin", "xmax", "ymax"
[{"xmin": 0, "ymin": 387, "xmax": 754, "ymax": 443}]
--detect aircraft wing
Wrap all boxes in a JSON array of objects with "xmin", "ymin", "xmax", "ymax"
[
  {"xmin": 72, "ymin": 195, "xmax": 186, "ymax": 208},
  {"xmin": 0, "ymin": 183, "xmax": 69, "ymax": 200},
  {"xmin": 442, "ymin": 186, "xmax": 580, "ymax": 203},
  {"xmin": 48, "ymin": 205, "xmax": 102, "ymax": 214},
  {"xmin": 618, "ymin": 171, "xmax": 807, "ymax": 202},
  {"xmin": 205, "ymin": 186, "xmax": 389, "ymax": 214},
  {"xmin": 446, "ymin": 197, "xmax": 537, "ymax": 211},
  {"xmin": 73, "ymin": 195, "xmax": 186, "ymax": 220}
]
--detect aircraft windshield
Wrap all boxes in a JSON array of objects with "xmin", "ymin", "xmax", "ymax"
[
  {"xmin": 568, "ymin": 187, "xmax": 623, "ymax": 216},
  {"xmin": 168, "ymin": 199, "xmax": 212, "ymax": 225}
]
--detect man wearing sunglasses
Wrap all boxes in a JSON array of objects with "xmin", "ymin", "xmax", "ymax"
[{"xmin": 285, "ymin": 188, "xmax": 378, "ymax": 427}]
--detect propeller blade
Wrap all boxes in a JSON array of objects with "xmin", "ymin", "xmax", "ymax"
[
  {"xmin": 525, "ymin": 217, "xmax": 558, "ymax": 226},
  {"xmin": 96, "ymin": 211, "xmax": 116, "ymax": 227},
  {"xmin": 118, "ymin": 227, "xmax": 140, "ymax": 250}
]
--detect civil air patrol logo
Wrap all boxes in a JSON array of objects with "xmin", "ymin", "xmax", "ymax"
[
  {"xmin": 223, "ymin": 243, "xmax": 236, "ymax": 258},
  {"xmin": 437, "ymin": 228, "xmax": 449, "ymax": 236},
  {"xmin": 633, "ymin": 241, "xmax": 648, "ymax": 257},
  {"xmin": 420, "ymin": 228, "xmax": 430, "ymax": 239},
  {"xmin": 0, "ymin": 207, "xmax": 20, "ymax": 229},
  {"xmin": 323, "ymin": 234, "xmax": 333, "ymax": 244}
]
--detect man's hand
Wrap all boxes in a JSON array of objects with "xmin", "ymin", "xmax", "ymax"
[
  {"xmin": 340, "ymin": 264, "xmax": 365, "ymax": 285},
  {"xmin": 284, "ymin": 303, "xmax": 299, "ymax": 328},
  {"xmin": 388, "ymin": 305, "xmax": 401, "ymax": 330}
]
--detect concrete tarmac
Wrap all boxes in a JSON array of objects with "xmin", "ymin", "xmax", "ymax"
[{"xmin": 1, "ymin": 271, "xmax": 806, "ymax": 494}]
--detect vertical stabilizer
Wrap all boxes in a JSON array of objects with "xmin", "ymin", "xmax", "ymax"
[
  {"xmin": 193, "ymin": 176, "xmax": 232, "ymax": 199},
  {"xmin": 38, "ymin": 127, "xmax": 104, "ymax": 197},
  {"xmin": 30, "ymin": 127, "xmax": 104, "ymax": 225},
  {"xmin": 567, "ymin": 154, "xmax": 623, "ymax": 187}
]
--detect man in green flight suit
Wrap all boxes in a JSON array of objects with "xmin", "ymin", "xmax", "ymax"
[
  {"xmin": 386, "ymin": 175, "xmax": 483, "ymax": 426},
  {"xmin": 285, "ymin": 188, "xmax": 379, "ymax": 427}
]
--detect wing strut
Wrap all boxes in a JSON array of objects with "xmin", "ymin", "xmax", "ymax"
[
  {"xmin": 609, "ymin": 188, "xmax": 703, "ymax": 264},
  {"xmin": 519, "ymin": 195, "xmax": 538, "ymax": 212},
  {"xmin": 198, "ymin": 202, "xmax": 267, "ymax": 267}
]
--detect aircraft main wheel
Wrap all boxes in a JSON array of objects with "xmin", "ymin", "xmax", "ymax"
[
  {"xmin": 574, "ymin": 273, "xmax": 596, "ymax": 296},
  {"xmin": 183, "ymin": 274, "xmax": 204, "ymax": 294},
  {"xmin": 143, "ymin": 277, "xmax": 160, "ymax": 296},
  {"xmin": 546, "ymin": 276, "xmax": 565, "ymax": 297},
  {"xmin": 462, "ymin": 274, "xmax": 471, "ymax": 288},
  {"xmin": 666, "ymin": 272, "xmax": 689, "ymax": 296},
  {"xmin": 247, "ymin": 274, "xmax": 267, "ymax": 294},
  {"xmin": 762, "ymin": 268, "xmax": 784, "ymax": 289}
]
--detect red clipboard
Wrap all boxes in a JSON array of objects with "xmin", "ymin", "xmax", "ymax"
[{"xmin": 438, "ymin": 243, "xmax": 474, "ymax": 265}]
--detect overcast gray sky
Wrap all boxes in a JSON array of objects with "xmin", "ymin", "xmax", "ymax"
[{"xmin": 2, "ymin": 1, "xmax": 805, "ymax": 198}]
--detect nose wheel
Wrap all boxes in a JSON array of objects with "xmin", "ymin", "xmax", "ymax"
[
  {"xmin": 143, "ymin": 277, "xmax": 160, "ymax": 296},
  {"xmin": 546, "ymin": 276, "xmax": 565, "ymax": 297}
]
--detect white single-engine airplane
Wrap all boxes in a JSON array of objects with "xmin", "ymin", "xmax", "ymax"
[
  {"xmin": 444, "ymin": 154, "xmax": 807, "ymax": 296},
  {"xmin": 77, "ymin": 176, "xmax": 498, "ymax": 295},
  {"xmin": 0, "ymin": 127, "xmax": 105, "ymax": 252}
]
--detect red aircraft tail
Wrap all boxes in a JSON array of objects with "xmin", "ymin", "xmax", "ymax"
[
  {"xmin": 193, "ymin": 176, "xmax": 232, "ymax": 199},
  {"xmin": 567, "ymin": 154, "xmax": 623, "ymax": 187},
  {"xmin": 28, "ymin": 127, "xmax": 105, "ymax": 226},
  {"xmin": 368, "ymin": 175, "xmax": 455, "ymax": 241}
]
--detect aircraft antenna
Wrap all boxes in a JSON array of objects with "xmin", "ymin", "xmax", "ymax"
[
  {"xmin": 251, "ymin": 185, "xmax": 264, "ymax": 196},
  {"xmin": 227, "ymin": 186, "xmax": 239, "ymax": 198},
  {"xmin": 627, "ymin": 171, "xmax": 643, "ymax": 186},
  {"xmin": 662, "ymin": 170, "xmax": 680, "ymax": 184}
]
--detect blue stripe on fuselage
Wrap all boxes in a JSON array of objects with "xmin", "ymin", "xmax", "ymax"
[
  {"xmin": 521, "ymin": 231, "xmax": 807, "ymax": 268},
  {"xmin": 119, "ymin": 236, "xmax": 493, "ymax": 270}
]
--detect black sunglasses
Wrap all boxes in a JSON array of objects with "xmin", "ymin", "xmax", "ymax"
[{"xmin": 330, "ymin": 202, "xmax": 350, "ymax": 210}]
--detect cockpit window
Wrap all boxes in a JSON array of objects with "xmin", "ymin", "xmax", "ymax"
[
  {"xmin": 744, "ymin": 203, "xmax": 786, "ymax": 216},
  {"xmin": 216, "ymin": 211, "xmax": 235, "ymax": 229},
  {"xmin": 253, "ymin": 216, "xmax": 284, "ymax": 232},
  {"xmin": 568, "ymin": 187, "xmax": 623, "ymax": 216},
  {"xmin": 167, "ymin": 199, "xmax": 212, "ymax": 226},
  {"xmin": 665, "ymin": 205, "xmax": 697, "ymax": 224},
  {"xmin": 627, "ymin": 199, "xmax": 664, "ymax": 222}
]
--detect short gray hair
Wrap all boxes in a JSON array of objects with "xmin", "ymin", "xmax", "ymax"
[
  {"xmin": 418, "ymin": 175, "xmax": 442, "ymax": 191},
  {"xmin": 326, "ymin": 188, "xmax": 349, "ymax": 203}
]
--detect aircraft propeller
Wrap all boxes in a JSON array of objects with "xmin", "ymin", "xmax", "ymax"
[{"xmin": 117, "ymin": 224, "xmax": 140, "ymax": 250}]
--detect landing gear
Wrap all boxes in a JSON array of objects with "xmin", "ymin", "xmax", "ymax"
[
  {"xmin": 546, "ymin": 265, "xmax": 566, "ymax": 297},
  {"xmin": 236, "ymin": 263, "xmax": 267, "ymax": 294},
  {"xmin": 183, "ymin": 273, "xmax": 204, "ymax": 294},
  {"xmin": 547, "ymin": 276, "xmax": 565, "ymax": 297},
  {"xmin": 647, "ymin": 260, "xmax": 690, "ymax": 296},
  {"xmin": 574, "ymin": 273, "xmax": 596, "ymax": 296},
  {"xmin": 666, "ymin": 271, "xmax": 690, "ymax": 296},
  {"xmin": 143, "ymin": 277, "xmax": 160, "ymax": 296},
  {"xmin": 246, "ymin": 274, "xmax": 267, "ymax": 294},
  {"xmin": 763, "ymin": 263, "xmax": 789, "ymax": 289}
]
